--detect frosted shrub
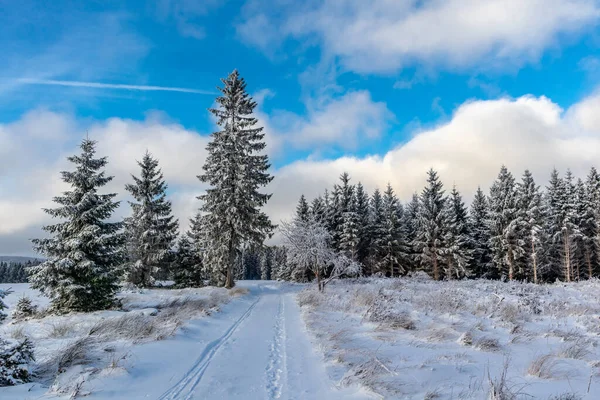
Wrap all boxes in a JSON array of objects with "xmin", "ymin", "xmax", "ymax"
[{"xmin": 12, "ymin": 296, "xmax": 38, "ymax": 321}]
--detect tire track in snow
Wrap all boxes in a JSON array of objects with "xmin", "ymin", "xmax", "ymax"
[
  {"xmin": 158, "ymin": 297, "xmax": 261, "ymax": 400},
  {"xmin": 266, "ymin": 295, "xmax": 288, "ymax": 399}
]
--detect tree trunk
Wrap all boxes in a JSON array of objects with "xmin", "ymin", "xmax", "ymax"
[
  {"xmin": 586, "ymin": 249, "xmax": 593, "ymax": 279},
  {"xmin": 433, "ymin": 246, "xmax": 440, "ymax": 281},
  {"xmin": 507, "ymin": 246, "xmax": 514, "ymax": 281},
  {"xmin": 564, "ymin": 235, "xmax": 571, "ymax": 282},
  {"xmin": 532, "ymin": 241, "xmax": 538, "ymax": 284},
  {"xmin": 226, "ymin": 229, "xmax": 236, "ymax": 289},
  {"xmin": 315, "ymin": 270, "xmax": 322, "ymax": 292}
]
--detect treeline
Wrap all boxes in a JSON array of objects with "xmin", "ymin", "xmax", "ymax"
[
  {"xmin": 288, "ymin": 166, "xmax": 600, "ymax": 283},
  {"xmin": 0, "ymin": 261, "xmax": 39, "ymax": 283}
]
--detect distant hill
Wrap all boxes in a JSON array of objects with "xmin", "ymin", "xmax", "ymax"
[{"xmin": 0, "ymin": 256, "xmax": 43, "ymax": 263}]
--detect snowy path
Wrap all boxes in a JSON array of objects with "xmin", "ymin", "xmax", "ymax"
[
  {"xmin": 7, "ymin": 281, "xmax": 371, "ymax": 400},
  {"xmin": 152, "ymin": 281, "xmax": 370, "ymax": 400}
]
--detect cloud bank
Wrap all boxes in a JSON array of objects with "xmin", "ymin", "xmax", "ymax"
[{"xmin": 2, "ymin": 89, "xmax": 600, "ymax": 255}]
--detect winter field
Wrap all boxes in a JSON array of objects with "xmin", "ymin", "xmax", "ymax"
[
  {"xmin": 3, "ymin": 279, "xmax": 600, "ymax": 399},
  {"xmin": 299, "ymin": 276, "xmax": 600, "ymax": 399}
]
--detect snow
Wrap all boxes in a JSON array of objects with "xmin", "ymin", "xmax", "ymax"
[
  {"xmin": 0, "ymin": 281, "xmax": 373, "ymax": 399},
  {"xmin": 298, "ymin": 276, "xmax": 600, "ymax": 399}
]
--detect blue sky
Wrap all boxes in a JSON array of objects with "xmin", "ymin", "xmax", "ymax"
[{"xmin": 2, "ymin": 0, "xmax": 600, "ymax": 255}]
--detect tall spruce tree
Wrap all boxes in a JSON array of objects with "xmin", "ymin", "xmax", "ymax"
[
  {"xmin": 340, "ymin": 194, "xmax": 360, "ymax": 261},
  {"xmin": 470, "ymin": 187, "xmax": 493, "ymax": 278},
  {"xmin": 172, "ymin": 234, "xmax": 203, "ymax": 288},
  {"xmin": 516, "ymin": 170, "xmax": 546, "ymax": 283},
  {"xmin": 355, "ymin": 183, "xmax": 372, "ymax": 266},
  {"xmin": 295, "ymin": 195, "xmax": 310, "ymax": 222},
  {"xmin": 197, "ymin": 70, "xmax": 274, "ymax": 288},
  {"xmin": 402, "ymin": 193, "xmax": 420, "ymax": 273},
  {"xmin": 444, "ymin": 186, "xmax": 472, "ymax": 278},
  {"xmin": 311, "ymin": 196, "xmax": 326, "ymax": 224},
  {"xmin": 582, "ymin": 167, "xmax": 600, "ymax": 278},
  {"xmin": 377, "ymin": 184, "xmax": 406, "ymax": 277},
  {"xmin": 415, "ymin": 169, "xmax": 449, "ymax": 280},
  {"xmin": 124, "ymin": 152, "xmax": 178, "ymax": 287},
  {"xmin": 488, "ymin": 165, "xmax": 521, "ymax": 281},
  {"xmin": 368, "ymin": 188, "xmax": 385, "ymax": 275},
  {"xmin": 554, "ymin": 170, "xmax": 581, "ymax": 282},
  {"xmin": 545, "ymin": 168, "xmax": 564, "ymax": 280},
  {"xmin": 30, "ymin": 139, "xmax": 123, "ymax": 312}
]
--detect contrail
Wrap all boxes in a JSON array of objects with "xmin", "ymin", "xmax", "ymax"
[{"xmin": 16, "ymin": 78, "xmax": 215, "ymax": 94}]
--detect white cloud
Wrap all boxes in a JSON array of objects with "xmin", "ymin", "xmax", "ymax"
[
  {"xmin": 266, "ymin": 92, "xmax": 600, "ymax": 224},
  {"xmin": 3, "ymin": 90, "xmax": 600, "ymax": 254},
  {"xmin": 0, "ymin": 112, "xmax": 210, "ymax": 255},
  {"xmin": 258, "ymin": 90, "xmax": 394, "ymax": 154},
  {"xmin": 238, "ymin": 0, "xmax": 600, "ymax": 73}
]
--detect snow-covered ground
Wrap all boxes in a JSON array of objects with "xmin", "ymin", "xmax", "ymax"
[
  {"xmin": 299, "ymin": 276, "xmax": 600, "ymax": 399},
  {"xmin": 0, "ymin": 281, "xmax": 373, "ymax": 399}
]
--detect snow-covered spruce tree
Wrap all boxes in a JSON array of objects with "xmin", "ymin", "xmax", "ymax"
[
  {"xmin": 355, "ymin": 183, "xmax": 372, "ymax": 267},
  {"xmin": 0, "ymin": 289, "xmax": 10, "ymax": 323},
  {"xmin": 515, "ymin": 170, "xmax": 546, "ymax": 283},
  {"xmin": 197, "ymin": 70, "xmax": 274, "ymax": 289},
  {"xmin": 550, "ymin": 170, "xmax": 581, "ymax": 282},
  {"xmin": 124, "ymin": 152, "xmax": 179, "ymax": 287},
  {"xmin": 444, "ymin": 186, "xmax": 473, "ymax": 279},
  {"xmin": 340, "ymin": 194, "xmax": 360, "ymax": 261},
  {"xmin": 0, "ymin": 290, "xmax": 35, "ymax": 387},
  {"xmin": 12, "ymin": 296, "xmax": 37, "ymax": 321},
  {"xmin": 402, "ymin": 193, "xmax": 420, "ymax": 273},
  {"xmin": 310, "ymin": 195, "xmax": 327, "ymax": 224},
  {"xmin": 582, "ymin": 167, "xmax": 600, "ymax": 278},
  {"xmin": 470, "ymin": 187, "xmax": 493, "ymax": 278},
  {"xmin": 327, "ymin": 173, "xmax": 354, "ymax": 251},
  {"xmin": 172, "ymin": 234, "xmax": 204, "ymax": 288},
  {"xmin": 488, "ymin": 165, "xmax": 522, "ymax": 281},
  {"xmin": 295, "ymin": 195, "xmax": 310, "ymax": 222},
  {"xmin": 376, "ymin": 184, "xmax": 407, "ymax": 277},
  {"xmin": 415, "ymin": 169, "xmax": 449, "ymax": 280},
  {"xmin": 260, "ymin": 248, "xmax": 272, "ymax": 280},
  {"xmin": 270, "ymin": 246, "xmax": 290, "ymax": 281},
  {"xmin": 545, "ymin": 168, "xmax": 565, "ymax": 280},
  {"xmin": 367, "ymin": 188, "xmax": 385, "ymax": 275},
  {"xmin": 30, "ymin": 138, "xmax": 124, "ymax": 312}
]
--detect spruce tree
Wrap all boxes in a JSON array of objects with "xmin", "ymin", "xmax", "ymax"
[
  {"xmin": 197, "ymin": 70, "xmax": 274, "ymax": 288},
  {"xmin": 554, "ymin": 170, "xmax": 581, "ymax": 282},
  {"xmin": 516, "ymin": 171, "xmax": 546, "ymax": 283},
  {"xmin": 402, "ymin": 193, "xmax": 420, "ymax": 273},
  {"xmin": 470, "ymin": 187, "xmax": 493, "ymax": 278},
  {"xmin": 124, "ymin": 152, "xmax": 178, "ymax": 287},
  {"xmin": 488, "ymin": 165, "xmax": 521, "ymax": 281},
  {"xmin": 415, "ymin": 169, "xmax": 449, "ymax": 280},
  {"xmin": 340, "ymin": 194, "xmax": 360, "ymax": 261},
  {"xmin": 377, "ymin": 184, "xmax": 406, "ymax": 277},
  {"xmin": 545, "ymin": 168, "xmax": 564, "ymax": 280},
  {"xmin": 172, "ymin": 234, "xmax": 203, "ymax": 288},
  {"xmin": 582, "ymin": 167, "xmax": 600, "ymax": 278},
  {"xmin": 444, "ymin": 186, "xmax": 473, "ymax": 278},
  {"xmin": 367, "ymin": 188, "xmax": 385, "ymax": 275},
  {"xmin": 295, "ymin": 195, "xmax": 310, "ymax": 222},
  {"xmin": 30, "ymin": 139, "xmax": 123, "ymax": 312},
  {"xmin": 311, "ymin": 196, "xmax": 326, "ymax": 224},
  {"xmin": 355, "ymin": 183, "xmax": 372, "ymax": 266}
]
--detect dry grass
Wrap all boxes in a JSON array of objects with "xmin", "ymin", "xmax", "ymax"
[
  {"xmin": 297, "ymin": 290, "xmax": 325, "ymax": 307},
  {"xmin": 474, "ymin": 336, "xmax": 501, "ymax": 352},
  {"xmin": 47, "ymin": 321, "xmax": 75, "ymax": 338},
  {"xmin": 228, "ymin": 287, "xmax": 249, "ymax": 297},
  {"xmin": 9, "ymin": 325, "xmax": 27, "ymax": 340},
  {"xmin": 557, "ymin": 340, "xmax": 590, "ymax": 360},
  {"xmin": 527, "ymin": 354, "xmax": 562, "ymax": 379}
]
